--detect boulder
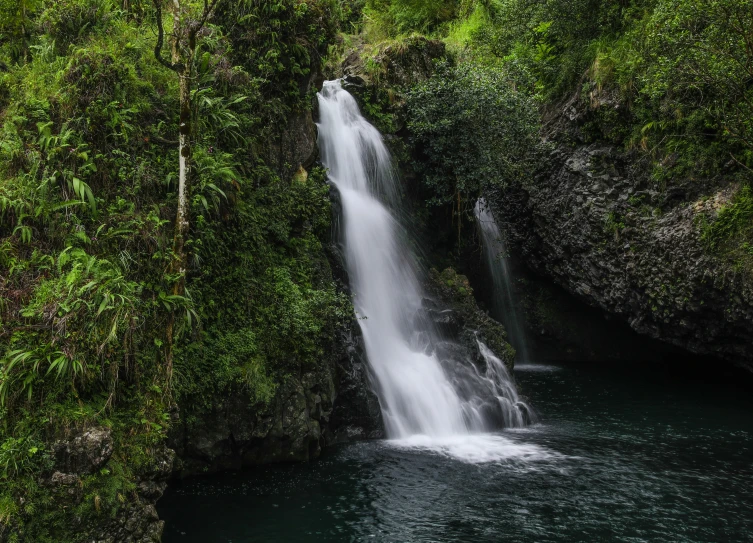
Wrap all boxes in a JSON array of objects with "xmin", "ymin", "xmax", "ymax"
[{"xmin": 52, "ymin": 427, "xmax": 113, "ymax": 475}]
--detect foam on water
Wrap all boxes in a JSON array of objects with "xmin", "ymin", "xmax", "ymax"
[{"xmin": 388, "ymin": 434, "xmax": 556, "ymax": 464}]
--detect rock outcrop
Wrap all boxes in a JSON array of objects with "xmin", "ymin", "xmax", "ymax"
[
  {"xmin": 425, "ymin": 268, "xmax": 516, "ymax": 369},
  {"xmin": 326, "ymin": 327, "xmax": 384, "ymax": 444},
  {"xmin": 170, "ymin": 370, "xmax": 336, "ymax": 473},
  {"xmin": 169, "ymin": 323, "xmax": 383, "ymax": 475},
  {"xmin": 52, "ymin": 427, "xmax": 114, "ymax": 476},
  {"xmin": 1, "ymin": 427, "xmax": 175, "ymax": 543},
  {"xmin": 88, "ymin": 446, "xmax": 174, "ymax": 543},
  {"xmin": 340, "ymin": 36, "xmax": 447, "ymax": 90},
  {"xmin": 493, "ymin": 90, "xmax": 753, "ymax": 370}
]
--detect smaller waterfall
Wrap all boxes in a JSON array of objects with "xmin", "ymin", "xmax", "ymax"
[{"xmin": 474, "ymin": 199, "xmax": 530, "ymax": 363}]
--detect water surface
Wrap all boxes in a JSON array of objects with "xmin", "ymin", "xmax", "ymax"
[{"xmin": 160, "ymin": 361, "xmax": 753, "ymax": 542}]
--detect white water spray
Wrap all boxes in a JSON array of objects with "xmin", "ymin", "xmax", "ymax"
[
  {"xmin": 317, "ymin": 81, "xmax": 532, "ymax": 450},
  {"xmin": 474, "ymin": 199, "xmax": 530, "ymax": 363}
]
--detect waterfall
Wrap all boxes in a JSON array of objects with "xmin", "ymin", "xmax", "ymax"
[
  {"xmin": 474, "ymin": 199, "xmax": 530, "ymax": 363},
  {"xmin": 317, "ymin": 81, "xmax": 532, "ymax": 446}
]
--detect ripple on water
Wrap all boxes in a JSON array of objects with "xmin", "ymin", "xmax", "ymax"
[{"xmin": 514, "ymin": 363, "xmax": 562, "ymax": 372}]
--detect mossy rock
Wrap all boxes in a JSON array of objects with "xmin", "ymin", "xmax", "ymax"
[{"xmin": 426, "ymin": 268, "xmax": 516, "ymax": 367}]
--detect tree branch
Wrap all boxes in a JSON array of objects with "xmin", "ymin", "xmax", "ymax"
[
  {"xmin": 729, "ymin": 152, "xmax": 753, "ymax": 175},
  {"xmin": 192, "ymin": 0, "xmax": 222, "ymax": 38},
  {"xmin": 152, "ymin": 0, "xmax": 183, "ymax": 72}
]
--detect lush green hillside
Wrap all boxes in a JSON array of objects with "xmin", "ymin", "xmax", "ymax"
[
  {"xmin": 0, "ymin": 1, "xmax": 352, "ymax": 540},
  {"xmin": 358, "ymin": 0, "xmax": 753, "ymax": 256}
]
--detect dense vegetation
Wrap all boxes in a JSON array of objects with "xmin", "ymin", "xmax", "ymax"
[
  {"xmin": 359, "ymin": 0, "xmax": 753, "ymax": 259},
  {"xmin": 405, "ymin": 59, "xmax": 539, "ymax": 213},
  {"xmin": 0, "ymin": 1, "xmax": 352, "ymax": 540}
]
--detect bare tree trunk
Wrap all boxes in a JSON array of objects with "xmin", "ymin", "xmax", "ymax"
[
  {"xmin": 173, "ymin": 61, "xmax": 192, "ymax": 295},
  {"xmin": 152, "ymin": 0, "xmax": 221, "ymax": 387},
  {"xmin": 164, "ymin": 64, "xmax": 192, "ymax": 387}
]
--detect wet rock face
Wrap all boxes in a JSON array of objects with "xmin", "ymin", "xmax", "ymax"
[
  {"xmin": 170, "ymin": 323, "xmax": 383, "ymax": 475},
  {"xmin": 171, "ymin": 369, "xmax": 337, "ymax": 474},
  {"xmin": 326, "ymin": 328, "xmax": 384, "ymax": 444},
  {"xmin": 325, "ymin": 188, "xmax": 384, "ymax": 443},
  {"xmin": 495, "ymin": 115, "xmax": 753, "ymax": 369},
  {"xmin": 424, "ymin": 268, "xmax": 517, "ymax": 370}
]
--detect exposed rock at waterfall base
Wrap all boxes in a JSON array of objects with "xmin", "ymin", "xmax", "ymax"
[{"xmin": 425, "ymin": 268, "xmax": 517, "ymax": 369}]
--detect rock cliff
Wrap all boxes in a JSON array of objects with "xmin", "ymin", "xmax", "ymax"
[{"xmin": 491, "ymin": 90, "xmax": 753, "ymax": 370}]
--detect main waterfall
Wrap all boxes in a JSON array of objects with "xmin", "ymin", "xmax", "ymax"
[{"xmin": 317, "ymin": 81, "xmax": 532, "ymax": 449}]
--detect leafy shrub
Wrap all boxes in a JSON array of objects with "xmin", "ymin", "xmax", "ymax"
[
  {"xmin": 406, "ymin": 60, "xmax": 540, "ymax": 208},
  {"xmin": 37, "ymin": 0, "xmax": 111, "ymax": 54},
  {"xmin": 701, "ymin": 185, "xmax": 753, "ymax": 252},
  {"xmin": 366, "ymin": 0, "xmax": 461, "ymax": 34}
]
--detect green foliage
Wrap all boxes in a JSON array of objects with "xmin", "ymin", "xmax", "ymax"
[
  {"xmin": 468, "ymin": 0, "xmax": 629, "ymax": 96},
  {"xmin": 360, "ymin": 0, "xmax": 753, "ymax": 183},
  {"xmin": 0, "ymin": 0, "xmax": 354, "ymax": 538},
  {"xmin": 406, "ymin": 60, "xmax": 540, "ymax": 208},
  {"xmin": 37, "ymin": 0, "xmax": 110, "ymax": 54},
  {"xmin": 0, "ymin": 436, "xmax": 48, "ymax": 479},
  {"xmin": 365, "ymin": 0, "xmax": 461, "ymax": 34},
  {"xmin": 459, "ymin": 0, "xmax": 753, "ymax": 176},
  {"xmin": 701, "ymin": 186, "xmax": 753, "ymax": 256},
  {"xmin": 175, "ymin": 166, "xmax": 352, "ymax": 410},
  {"xmin": 0, "ymin": 246, "xmax": 146, "ymax": 407},
  {"xmin": 608, "ymin": 0, "xmax": 753, "ymax": 174}
]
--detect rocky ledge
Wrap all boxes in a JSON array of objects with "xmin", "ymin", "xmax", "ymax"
[{"xmin": 425, "ymin": 267, "xmax": 516, "ymax": 369}]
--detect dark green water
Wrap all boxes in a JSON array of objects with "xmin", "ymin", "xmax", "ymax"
[{"xmin": 159, "ymin": 361, "xmax": 753, "ymax": 542}]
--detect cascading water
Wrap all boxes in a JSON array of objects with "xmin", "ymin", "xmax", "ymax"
[
  {"xmin": 317, "ymin": 81, "xmax": 533, "ymax": 454},
  {"xmin": 474, "ymin": 198, "xmax": 530, "ymax": 363}
]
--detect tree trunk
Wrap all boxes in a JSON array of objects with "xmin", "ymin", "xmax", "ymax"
[
  {"xmin": 172, "ymin": 65, "xmax": 192, "ymax": 295},
  {"xmin": 152, "ymin": 0, "xmax": 220, "ymax": 386},
  {"xmin": 164, "ymin": 64, "xmax": 192, "ymax": 387}
]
